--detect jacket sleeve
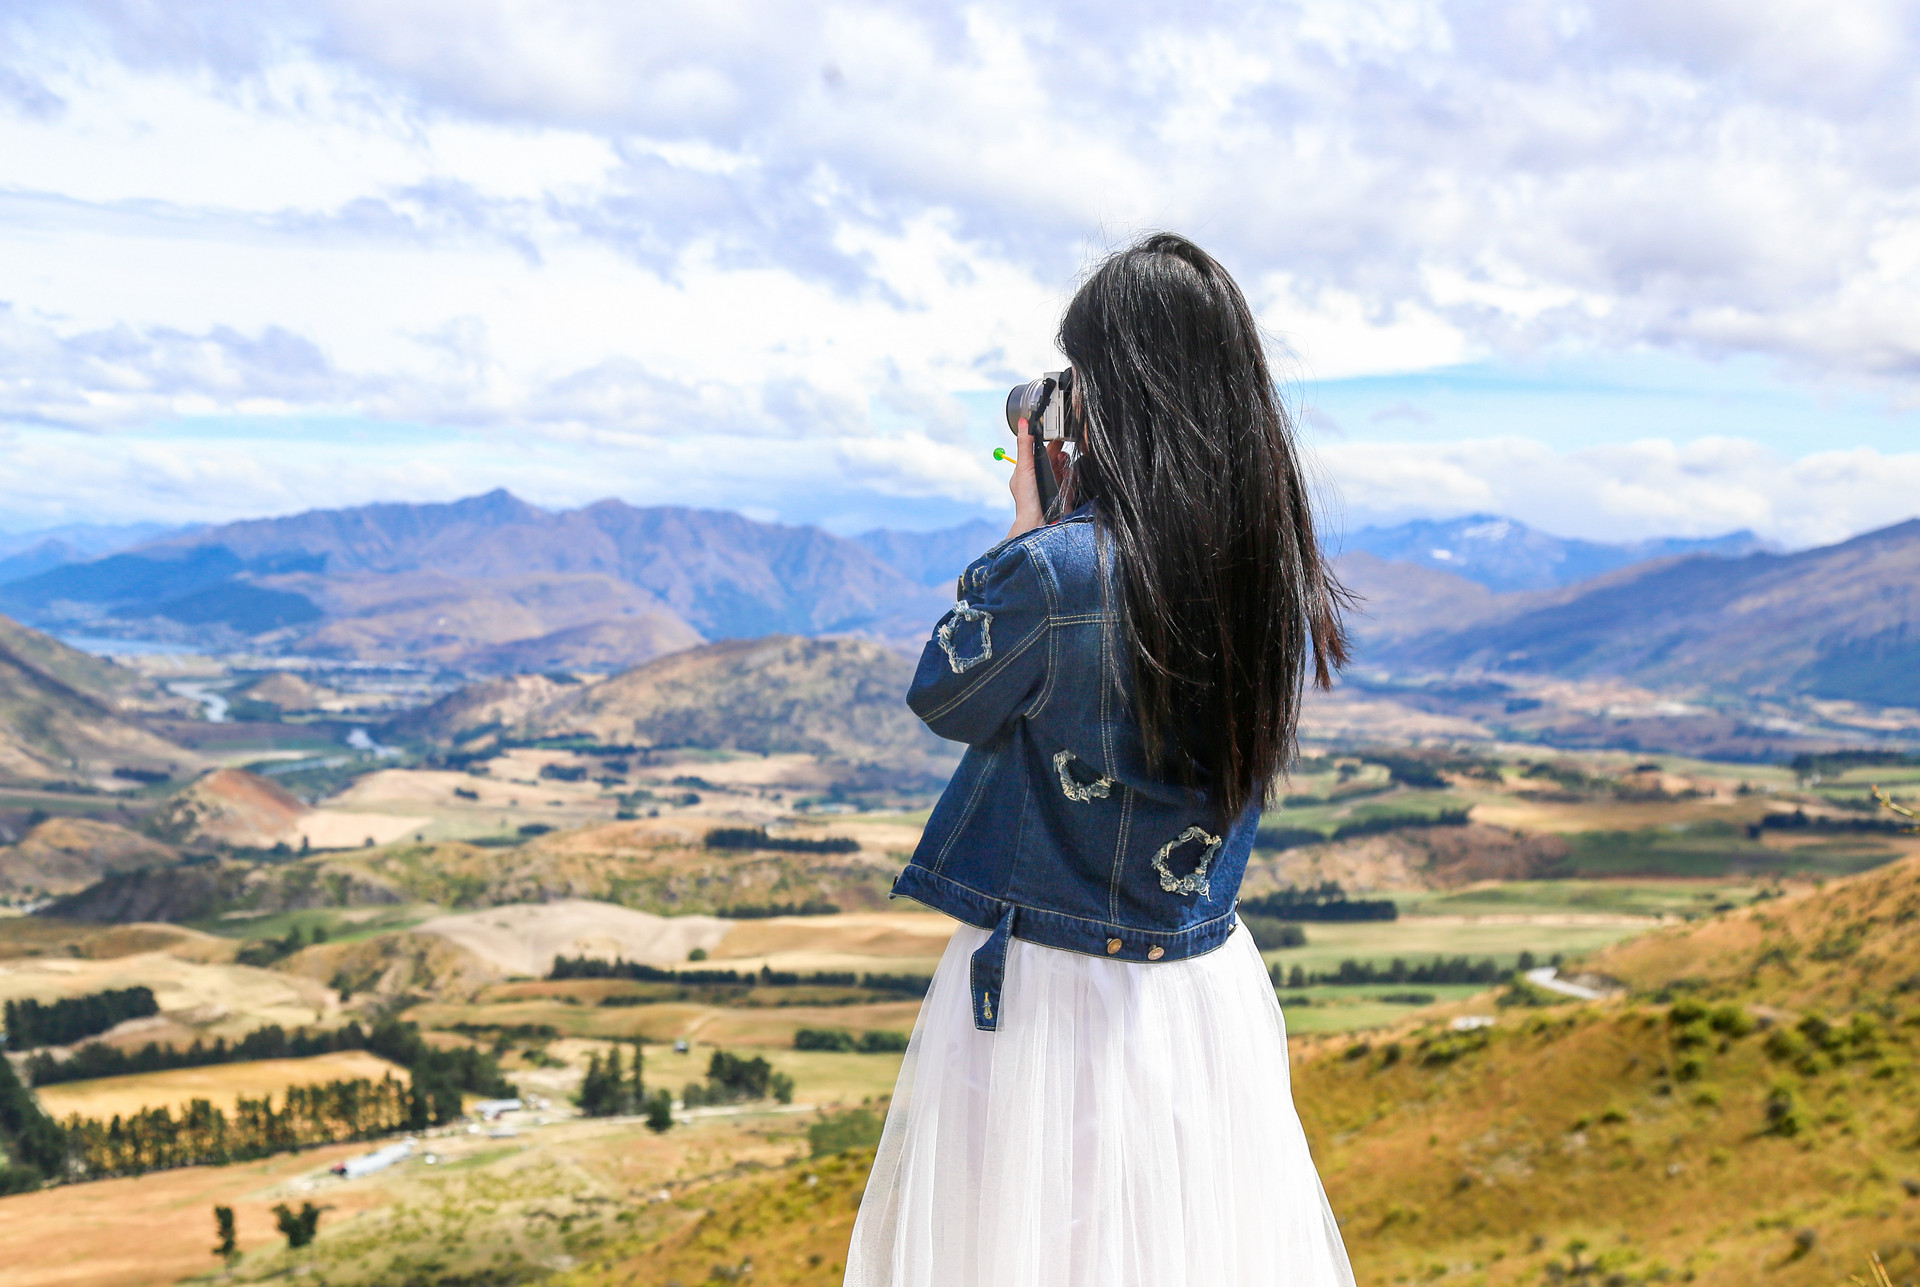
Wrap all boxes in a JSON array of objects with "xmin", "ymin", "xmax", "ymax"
[{"xmin": 906, "ymin": 540, "xmax": 1053, "ymax": 745}]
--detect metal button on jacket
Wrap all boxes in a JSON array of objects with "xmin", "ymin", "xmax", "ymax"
[{"xmin": 1106, "ymin": 938, "xmax": 1122, "ymax": 955}]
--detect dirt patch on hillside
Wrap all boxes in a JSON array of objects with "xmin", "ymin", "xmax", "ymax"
[
  {"xmin": 293, "ymin": 811, "xmax": 433, "ymax": 849},
  {"xmin": 711, "ymin": 912, "xmax": 956, "ymax": 962},
  {"xmin": 1245, "ymin": 824, "xmax": 1572, "ymax": 893},
  {"xmin": 416, "ymin": 899, "xmax": 732, "ymax": 977},
  {"xmin": 145, "ymin": 767, "xmax": 309, "ymax": 847}
]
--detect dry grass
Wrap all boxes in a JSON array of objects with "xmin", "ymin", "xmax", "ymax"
[
  {"xmin": 34, "ymin": 1051, "xmax": 409, "ymax": 1121},
  {"xmin": 0, "ymin": 949, "xmax": 340, "ymax": 1037}
]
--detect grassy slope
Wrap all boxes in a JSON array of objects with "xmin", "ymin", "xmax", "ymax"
[{"xmin": 537, "ymin": 854, "xmax": 1920, "ymax": 1287}]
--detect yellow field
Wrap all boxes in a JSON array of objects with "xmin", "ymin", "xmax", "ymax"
[
  {"xmin": 0, "ymin": 947, "xmax": 343, "ymax": 1039},
  {"xmin": 34, "ymin": 1051, "xmax": 410, "ymax": 1121},
  {"xmin": 411, "ymin": 996, "xmax": 925, "ymax": 1048}
]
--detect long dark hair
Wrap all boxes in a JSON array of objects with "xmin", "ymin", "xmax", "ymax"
[{"xmin": 1060, "ymin": 232, "xmax": 1349, "ymax": 823}]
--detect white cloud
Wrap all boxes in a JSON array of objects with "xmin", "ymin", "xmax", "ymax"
[
  {"xmin": 1318, "ymin": 435, "xmax": 1920, "ymax": 547},
  {"xmin": 2, "ymin": 0, "xmax": 1920, "ymax": 532}
]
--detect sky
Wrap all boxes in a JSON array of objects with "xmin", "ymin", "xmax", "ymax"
[{"xmin": 3, "ymin": 1, "xmax": 1920, "ymax": 548}]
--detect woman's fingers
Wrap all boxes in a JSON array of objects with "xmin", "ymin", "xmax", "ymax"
[{"xmin": 1006, "ymin": 422, "xmax": 1045, "ymax": 539}]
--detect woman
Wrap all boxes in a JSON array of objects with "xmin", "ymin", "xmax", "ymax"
[{"xmin": 846, "ymin": 233, "xmax": 1355, "ymax": 1287}]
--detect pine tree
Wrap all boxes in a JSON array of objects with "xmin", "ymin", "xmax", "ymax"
[
  {"xmin": 272, "ymin": 1201, "xmax": 321, "ymax": 1249},
  {"xmin": 604, "ymin": 1045, "xmax": 626, "ymax": 1113},
  {"xmin": 212, "ymin": 1205, "xmax": 238, "ymax": 1265}
]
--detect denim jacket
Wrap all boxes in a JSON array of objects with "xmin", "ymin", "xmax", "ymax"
[{"xmin": 893, "ymin": 505, "xmax": 1258, "ymax": 1031}]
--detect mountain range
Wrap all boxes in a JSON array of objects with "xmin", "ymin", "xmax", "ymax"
[
  {"xmin": 3, "ymin": 492, "xmax": 1919, "ymax": 732},
  {"xmin": 1373, "ymin": 518, "xmax": 1920, "ymax": 706},
  {"xmin": 0, "ymin": 491, "xmax": 968, "ymax": 671},
  {"xmin": 1342, "ymin": 514, "xmax": 1769, "ymax": 591}
]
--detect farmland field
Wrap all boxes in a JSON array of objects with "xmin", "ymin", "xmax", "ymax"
[{"xmin": 34, "ymin": 1051, "xmax": 411, "ymax": 1121}]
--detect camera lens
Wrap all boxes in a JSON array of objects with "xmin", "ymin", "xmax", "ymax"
[{"xmin": 1005, "ymin": 378, "xmax": 1047, "ymax": 434}]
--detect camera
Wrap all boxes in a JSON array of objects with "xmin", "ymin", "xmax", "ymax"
[{"xmin": 1004, "ymin": 367, "xmax": 1074, "ymax": 512}]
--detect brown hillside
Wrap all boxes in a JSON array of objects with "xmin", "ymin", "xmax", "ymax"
[
  {"xmin": 556, "ymin": 859, "xmax": 1920, "ymax": 1287},
  {"xmin": 233, "ymin": 671, "xmax": 337, "ymax": 712},
  {"xmin": 0, "ymin": 817, "xmax": 178, "ymax": 897},
  {"xmin": 1587, "ymin": 852, "xmax": 1920, "ymax": 1011},
  {"xmin": 290, "ymin": 569, "xmax": 701, "ymax": 669},
  {"xmin": 463, "ymin": 613, "xmax": 703, "ymax": 674},
  {"xmin": 528, "ymin": 635, "xmax": 950, "ymax": 766},
  {"xmin": 387, "ymin": 673, "xmax": 571, "ymax": 744},
  {"xmin": 42, "ymin": 854, "xmax": 405, "ymax": 922},
  {"xmin": 144, "ymin": 768, "xmax": 310, "ymax": 848},
  {"xmin": 0, "ymin": 613, "xmax": 200, "ymax": 786},
  {"xmin": 355, "ymin": 821, "xmax": 900, "ymax": 914}
]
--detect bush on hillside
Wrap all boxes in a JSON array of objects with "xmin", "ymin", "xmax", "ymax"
[{"xmin": 809, "ymin": 1107, "xmax": 884, "ymax": 1158}]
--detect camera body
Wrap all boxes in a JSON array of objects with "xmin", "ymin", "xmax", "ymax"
[
  {"xmin": 1004, "ymin": 369, "xmax": 1074, "ymax": 443},
  {"xmin": 1004, "ymin": 368, "xmax": 1074, "ymax": 513}
]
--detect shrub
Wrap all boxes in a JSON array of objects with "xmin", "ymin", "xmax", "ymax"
[
  {"xmin": 1764, "ymin": 1085, "xmax": 1803, "ymax": 1137},
  {"xmin": 808, "ymin": 1107, "xmax": 883, "ymax": 1158},
  {"xmin": 857, "ymin": 1031, "xmax": 910, "ymax": 1053},
  {"xmin": 1707, "ymin": 1005, "xmax": 1755, "ymax": 1036},
  {"xmin": 1666, "ymin": 998, "xmax": 1708, "ymax": 1026},
  {"xmin": 795, "ymin": 1029, "xmax": 855, "ymax": 1052},
  {"xmin": 644, "ymin": 1089, "xmax": 673, "ymax": 1133}
]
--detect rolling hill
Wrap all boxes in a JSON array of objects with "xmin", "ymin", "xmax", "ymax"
[
  {"xmin": 399, "ymin": 634, "xmax": 951, "ymax": 771},
  {"xmin": 0, "ymin": 613, "xmax": 199, "ymax": 787},
  {"xmin": 0, "ymin": 817, "xmax": 178, "ymax": 899},
  {"xmin": 1385, "ymin": 516, "xmax": 1920, "ymax": 704}
]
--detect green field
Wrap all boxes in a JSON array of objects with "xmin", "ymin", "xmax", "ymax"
[
  {"xmin": 1259, "ymin": 787, "xmax": 1473, "ymax": 836},
  {"xmin": 1396, "ymin": 878, "xmax": 1768, "ymax": 919},
  {"xmin": 1258, "ymin": 916, "xmax": 1645, "ymax": 987},
  {"xmin": 1563, "ymin": 820, "xmax": 1900, "ymax": 877}
]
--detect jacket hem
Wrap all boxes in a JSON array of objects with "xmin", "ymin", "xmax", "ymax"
[{"xmin": 890, "ymin": 863, "xmax": 1240, "ymax": 965}]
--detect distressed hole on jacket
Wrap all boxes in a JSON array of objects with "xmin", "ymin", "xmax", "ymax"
[
  {"xmin": 936, "ymin": 601, "xmax": 993, "ymax": 674},
  {"xmin": 1151, "ymin": 826, "xmax": 1222, "ymax": 897},
  {"xmin": 1053, "ymin": 749, "xmax": 1113, "ymax": 802}
]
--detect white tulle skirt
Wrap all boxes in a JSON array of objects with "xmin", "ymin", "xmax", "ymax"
[{"xmin": 845, "ymin": 921, "xmax": 1355, "ymax": 1287}]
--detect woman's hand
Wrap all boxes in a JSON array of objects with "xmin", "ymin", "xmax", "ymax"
[{"xmin": 1006, "ymin": 427, "xmax": 1068, "ymax": 540}]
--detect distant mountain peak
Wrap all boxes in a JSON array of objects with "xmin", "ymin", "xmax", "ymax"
[{"xmin": 1345, "ymin": 514, "xmax": 1771, "ymax": 592}]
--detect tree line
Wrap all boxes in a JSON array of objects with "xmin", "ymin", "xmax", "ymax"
[
  {"xmin": 704, "ymin": 826, "xmax": 860, "ymax": 854},
  {"xmin": 1269, "ymin": 952, "xmax": 1552, "ymax": 989},
  {"xmin": 681, "ymin": 1050, "xmax": 793, "ymax": 1107},
  {"xmin": 0, "ymin": 1019, "xmax": 517, "ymax": 1190},
  {"xmin": 62, "ymin": 1075, "xmax": 413, "ymax": 1179},
  {"xmin": 1239, "ymin": 883, "xmax": 1400, "ymax": 922},
  {"xmin": 549, "ymin": 954, "xmax": 932, "ymax": 997},
  {"xmin": 24, "ymin": 1018, "xmax": 511, "ymax": 1128},
  {"xmin": 26, "ymin": 1021, "xmax": 371, "ymax": 1086},
  {"xmin": 4, "ymin": 987, "xmax": 159, "ymax": 1049},
  {"xmin": 793, "ymin": 1028, "xmax": 910, "ymax": 1053}
]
